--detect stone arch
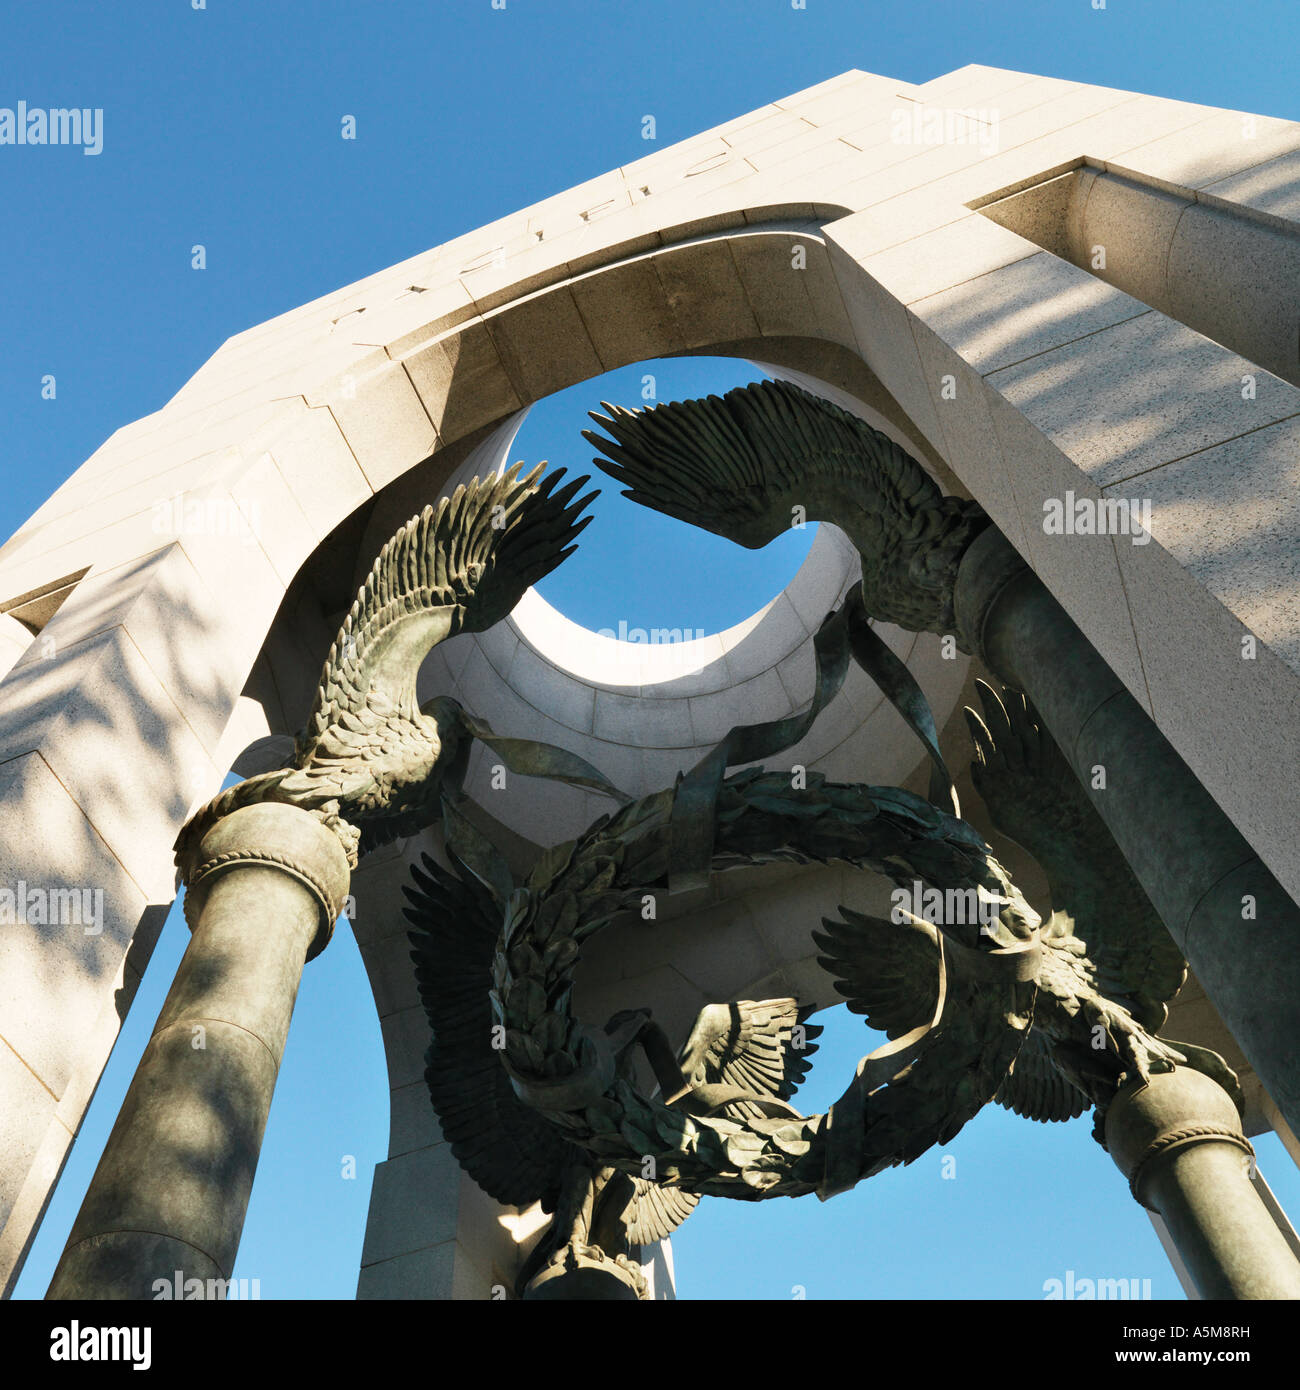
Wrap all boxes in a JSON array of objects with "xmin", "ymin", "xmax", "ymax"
[
  {"xmin": 8, "ymin": 63, "xmax": 1299, "ymax": 1295},
  {"xmin": 0, "ymin": 191, "xmax": 979, "ymax": 1296},
  {"xmin": 211, "ymin": 233, "xmax": 981, "ymax": 1297}
]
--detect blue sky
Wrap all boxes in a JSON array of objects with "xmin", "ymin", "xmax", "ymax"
[
  {"xmin": 5, "ymin": 1, "xmax": 1300, "ymax": 1300},
  {"xmin": 523, "ymin": 357, "xmax": 818, "ymax": 634}
]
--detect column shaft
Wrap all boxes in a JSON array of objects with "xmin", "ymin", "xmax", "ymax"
[
  {"xmin": 1107, "ymin": 1071, "xmax": 1300, "ymax": 1299},
  {"xmin": 47, "ymin": 803, "xmax": 348, "ymax": 1300},
  {"xmin": 954, "ymin": 528, "xmax": 1300, "ymax": 1139}
]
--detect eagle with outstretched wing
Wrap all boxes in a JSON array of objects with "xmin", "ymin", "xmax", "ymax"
[
  {"xmin": 962, "ymin": 680, "xmax": 1239, "ymax": 1124},
  {"xmin": 405, "ymin": 849, "xmax": 821, "ymax": 1296},
  {"xmin": 813, "ymin": 904, "xmax": 1041, "ymax": 1179},
  {"xmin": 583, "ymin": 378, "xmax": 988, "ymax": 636},
  {"xmin": 672, "ymin": 998, "xmax": 821, "ymax": 1122},
  {"xmin": 175, "ymin": 463, "xmax": 596, "ymax": 878}
]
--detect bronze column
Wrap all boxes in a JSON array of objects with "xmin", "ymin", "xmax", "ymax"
[
  {"xmin": 1106, "ymin": 1070, "xmax": 1300, "ymax": 1299},
  {"xmin": 954, "ymin": 526, "xmax": 1300, "ymax": 1142},
  {"xmin": 47, "ymin": 802, "xmax": 349, "ymax": 1300}
]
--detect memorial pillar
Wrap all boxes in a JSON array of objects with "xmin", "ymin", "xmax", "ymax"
[
  {"xmin": 1106, "ymin": 1070, "xmax": 1300, "ymax": 1299},
  {"xmin": 47, "ymin": 802, "xmax": 349, "ymax": 1300},
  {"xmin": 954, "ymin": 527, "xmax": 1300, "ymax": 1142}
]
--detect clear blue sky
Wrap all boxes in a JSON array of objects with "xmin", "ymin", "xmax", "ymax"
[
  {"xmin": 523, "ymin": 357, "xmax": 818, "ymax": 635},
  {"xmin": 6, "ymin": 1, "xmax": 1300, "ymax": 1300}
]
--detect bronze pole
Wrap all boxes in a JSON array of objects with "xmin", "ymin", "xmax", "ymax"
[
  {"xmin": 955, "ymin": 526, "xmax": 1300, "ymax": 1142},
  {"xmin": 47, "ymin": 802, "xmax": 349, "ymax": 1300},
  {"xmin": 1107, "ymin": 1070, "xmax": 1300, "ymax": 1299}
]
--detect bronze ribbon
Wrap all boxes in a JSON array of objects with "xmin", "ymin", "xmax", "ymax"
[
  {"xmin": 441, "ymin": 713, "xmax": 636, "ymax": 905},
  {"xmin": 440, "ymin": 791, "xmax": 516, "ymax": 907},
  {"xmin": 460, "ymin": 713, "xmax": 634, "ymax": 805},
  {"xmin": 668, "ymin": 600, "xmax": 854, "ymax": 893},
  {"xmin": 666, "ymin": 584, "xmax": 961, "ymax": 893},
  {"xmin": 842, "ymin": 585, "xmax": 959, "ymax": 817},
  {"xmin": 818, "ymin": 933, "xmax": 1041, "ymax": 1200},
  {"xmin": 507, "ymin": 1022, "xmax": 618, "ymax": 1113}
]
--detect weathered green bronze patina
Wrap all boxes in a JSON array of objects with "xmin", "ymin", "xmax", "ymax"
[
  {"xmin": 176, "ymin": 461, "xmax": 619, "ymax": 883},
  {"xmin": 538, "ymin": 376, "xmax": 1297, "ymax": 1299},
  {"xmin": 51, "ymin": 463, "xmax": 624, "ymax": 1300},
  {"xmin": 964, "ymin": 680, "xmax": 1239, "ymax": 1129},
  {"xmin": 584, "ymin": 378, "xmax": 988, "ymax": 637},
  {"xmin": 66, "ymin": 376, "xmax": 1295, "ymax": 1300},
  {"xmin": 425, "ymin": 755, "xmax": 1218, "ymax": 1199},
  {"xmin": 407, "ymin": 852, "xmax": 821, "ymax": 1297}
]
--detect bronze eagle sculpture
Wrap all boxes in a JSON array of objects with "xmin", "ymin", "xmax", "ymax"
[
  {"xmin": 175, "ymin": 462, "xmax": 608, "ymax": 881},
  {"xmin": 405, "ymin": 846, "xmax": 821, "ymax": 1298},
  {"xmin": 575, "ymin": 378, "xmax": 1238, "ymax": 1154},
  {"xmin": 961, "ymin": 679, "xmax": 1239, "ymax": 1125},
  {"xmin": 583, "ymin": 377, "xmax": 989, "ymax": 636},
  {"xmin": 170, "ymin": 372, "xmax": 1245, "ymax": 1297}
]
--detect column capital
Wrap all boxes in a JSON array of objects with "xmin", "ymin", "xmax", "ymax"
[
  {"xmin": 1105, "ymin": 1069, "xmax": 1254, "ymax": 1210},
  {"xmin": 952, "ymin": 523, "xmax": 1030, "ymax": 660},
  {"xmin": 182, "ymin": 801, "xmax": 351, "ymax": 959}
]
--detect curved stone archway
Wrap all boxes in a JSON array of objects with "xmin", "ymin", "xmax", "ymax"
[
  {"xmin": 5, "ymin": 64, "xmax": 1300, "ymax": 1298},
  {"xmin": 0, "ymin": 196, "xmax": 963, "ymax": 1297}
]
